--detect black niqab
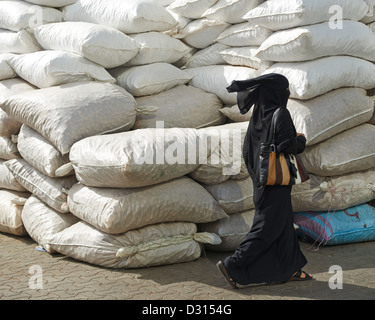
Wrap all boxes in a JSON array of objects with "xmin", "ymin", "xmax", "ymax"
[{"xmin": 226, "ymin": 73, "xmax": 290, "ymax": 202}]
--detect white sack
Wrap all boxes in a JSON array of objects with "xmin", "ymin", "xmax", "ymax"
[
  {"xmin": 0, "ymin": 136, "xmax": 20, "ymax": 160},
  {"xmin": 262, "ymin": 56, "xmax": 375, "ymax": 100},
  {"xmin": 69, "ymin": 127, "xmax": 204, "ymax": 188},
  {"xmin": 5, "ymin": 158, "xmax": 77, "ymax": 213},
  {"xmin": 1, "ymin": 81, "xmax": 137, "ymax": 154},
  {"xmin": 22, "ymin": 196, "xmax": 79, "ymax": 253},
  {"xmin": 198, "ymin": 210, "xmax": 255, "ymax": 251},
  {"xmin": 220, "ymin": 47, "xmax": 273, "ymax": 70},
  {"xmin": 179, "ymin": 18, "xmax": 230, "ymax": 49},
  {"xmin": 8, "ymin": 50, "xmax": 115, "ymax": 89},
  {"xmin": 34, "ymin": 22, "xmax": 139, "ymax": 68},
  {"xmin": 256, "ymin": 21, "xmax": 375, "ymax": 62},
  {"xmin": 300, "ymin": 124, "xmax": 375, "ymax": 176},
  {"xmin": 184, "ymin": 42, "xmax": 228, "ymax": 68},
  {"xmin": 0, "ymin": 0, "xmax": 62, "ymax": 31},
  {"xmin": 63, "ymin": 0, "xmax": 177, "ymax": 34},
  {"xmin": 111, "ymin": 62, "xmax": 192, "ymax": 97},
  {"xmin": 243, "ymin": 0, "xmax": 370, "ymax": 31},
  {"xmin": 133, "ymin": 85, "xmax": 225, "ymax": 129},
  {"xmin": 68, "ymin": 176, "xmax": 228, "ymax": 234},
  {"xmin": 291, "ymin": 169, "xmax": 375, "ymax": 212},
  {"xmin": 0, "ymin": 53, "xmax": 17, "ymax": 80},
  {"xmin": 216, "ymin": 22, "xmax": 272, "ymax": 47},
  {"xmin": 185, "ymin": 65, "xmax": 259, "ymax": 104},
  {"xmin": 17, "ymin": 125, "xmax": 71, "ymax": 178},
  {"xmin": 0, "ymin": 29, "xmax": 41, "ymax": 54},
  {"xmin": 168, "ymin": 0, "xmax": 219, "ymax": 19},
  {"xmin": 126, "ymin": 31, "xmax": 191, "ymax": 66},
  {"xmin": 0, "ymin": 78, "xmax": 36, "ymax": 105},
  {"xmin": 0, "ymin": 159, "xmax": 26, "ymax": 191},
  {"xmin": 24, "ymin": 0, "xmax": 77, "ymax": 7},
  {"xmin": 288, "ymin": 88, "xmax": 374, "ymax": 146},
  {"xmin": 0, "ymin": 189, "xmax": 30, "ymax": 236},
  {"xmin": 203, "ymin": 0, "xmax": 263, "ymax": 24},
  {"xmin": 203, "ymin": 176, "xmax": 254, "ymax": 214},
  {"xmin": 46, "ymin": 221, "xmax": 220, "ymax": 268},
  {"xmin": 189, "ymin": 122, "xmax": 249, "ymax": 184}
]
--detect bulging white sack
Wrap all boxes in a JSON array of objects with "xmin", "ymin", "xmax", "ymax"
[
  {"xmin": 1, "ymin": 81, "xmax": 137, "ymax": 154},
  {"xmin": 0, "ymin": 78, "xmax": 36, "ymax": 105},
  {"xmin": 220, "ymin": 47, "xmax": 273, "ymax": 70},
  {"xmin": 262, "ymin": 56, "xmax": 375, "ymax": 100},
  {"xmin": 67, "ymin": 176, "xmax": 228, "ymax": 234},
  {"xmin": 0, "ymin": 189, "xmax": 30, "ymax": 236},
  {"xmin": 300, "ymin": 124, "xmax": 375, "ymax": 176},
  {"xmin": 22, "ymin": 195, "xmax": 79, "ymax": 253},
  {"xmin": 0, "ymin": 0, "xmax": 62, "ymax": 31},
  {"xmin": 255, "ymin": 21, "xmax": 375, "ymax": 62},
  {"xmin": 46, "ymin": 221, "xmax": 220, "ymax": 268},
  {"xmin": 133, "ymin": 85, "xmax": 225, "ymax": 129},
  {"xmin": 243, "ymin": 0, "xmax": 370, "ymax": 31},
  {"xmin": 0, "ymin": 29, "xmax": 41, "ymax": 54},
  {"xmin": 8, "ymin": 50, "xmax": 115, "ymax": 89},
  {"xmin": 63, "ymin": 0, "xmax": 178, "ymax": 34},
  {"xmin": 0, "ymin": 53, "xmax": 17, "ymax": 81},
  {"xmin": 0, "ymin": 159, "xmax": 27, "ymax": 191},
  {"xmin": 184, "ymin": 42, "xmax": 228, "ymax": 68},
  {"xmin": 111, "ymin": 62, "xmax": 192, "ymax": 97},
  {"xmin": 34, "ymin": 22, "xmax": 140, "ymax": 68},
  {"xmin": 16, "ymin": 125, "xmax": 71, "ymax": 178},
  {"xmin": 185, "ymin": 65, "xmax": 259, "ymax": 105},
  {"xmin": 0, "ymin": 136, "xmax": 20, "ymax": 160},
  {"xmin": 69, "ymin": 127, "xmax": 203, "ymax": 188},
  {"xmin": 24, "ymin": 0, "xmax": 77, "ymax": 7},
  {"xmin": 5, "ymin": 158, "xmax": 77, "ymax": 213}
]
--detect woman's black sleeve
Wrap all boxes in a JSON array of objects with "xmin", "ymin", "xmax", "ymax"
[{"xmin": 274, "ymin": 108, "xmax": 306, "ymax": 155}]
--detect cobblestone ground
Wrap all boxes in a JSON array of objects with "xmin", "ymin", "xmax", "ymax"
[{"xmin": 1, "ymin": 231, "xmax": 375, "ymax": 301}]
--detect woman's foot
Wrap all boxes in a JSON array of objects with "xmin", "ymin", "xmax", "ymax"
[
  {"xmin": 216, "ymin": 261, "xmax": 238, "ymax": 289},
  {"xmin": 290, "ymin": 270, "xmax": 313, "ymax": 281}
]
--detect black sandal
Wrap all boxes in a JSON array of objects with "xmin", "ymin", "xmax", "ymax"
[
  {"xmin": 216, "ymin": 261, "xmax": 238, "ymax": 289},
  {"xmin": 290, "ymin": 270, "xmax": 313, "ymax": 281}
]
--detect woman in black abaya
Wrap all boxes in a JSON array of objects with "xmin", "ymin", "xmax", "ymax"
[{"xmin": 216, "ymin": 73, "xmax": 312, "ymax": 288}]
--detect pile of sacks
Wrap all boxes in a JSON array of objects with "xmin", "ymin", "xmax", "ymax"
[{"xmin": 0, "ymin": 0, "xmax": 375, "ymax": 270}]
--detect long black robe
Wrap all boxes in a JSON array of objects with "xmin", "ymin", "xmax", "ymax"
[{"xmin": 223, "ymin": 74, "xmax": 308, "ymax": 285}]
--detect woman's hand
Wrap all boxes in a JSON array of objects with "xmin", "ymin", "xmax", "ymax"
[{"xmin": 297, "ymin": 133, "xmax": 305, "ymax": 138}]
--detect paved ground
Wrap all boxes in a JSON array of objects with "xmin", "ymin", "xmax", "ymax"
[{"xmin": 1, "ymin": 231, "xmax": 375, "ymax": 303}]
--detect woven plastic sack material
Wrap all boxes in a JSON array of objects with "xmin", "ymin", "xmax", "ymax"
[
  {"xmin": 263, "ymin": 56, "xmax": 375, "ymax": 100},
  {"xmin": 8, "ymin": 50, "xmax": 115, "ymax": 89},
  {"xmin": 24, "ymin": 0, "xmax": 77, "ymax": 7},
  {"xmin": 256, "ymin": 21, "xmax": 375, "ymax": 63},
  {"xmin": 63, "ymin": 0, "xmax": 177, "ymax": 34},
  {"xmin": 17, "ymin": 125, "xmax": 71, "ymax": 178},
  {"xmin": 68, "ymin": 176, "xmax": 228, "ymax": 234},
  {"xmin": 5, "ymin": 159, "xmax": 77, "ymax": 213},
  {"xmin": 184, "ymin": 43, "xmax": 228, "ymax": 68},
  {"xmin": 291, "ymin": 169, "xmax": 375, "ymax": 212},
  {"xmin": 203, "ymin": 0, "xmax": 263, "ymax": 24},
  {"xmin": 1, "ymin": 81, "xmax": 137, "ymax": 155},
  {"xmin": 219, "ymin": 104, "xmax": 252, "ymax": 123},
  {"xmin": 243, "ymin": 0, "xmax": 370, "ymax": 31},
  {"xmin": 22, "ymin": 196, "xmax": 79, "ymax": 254},
  {"xmin": 0, "ymin": 0, "xmax": 62, "ymax": 32},
  {"xmin": 0, "ymin": 29, "xmax": 41, "ymax": 54},
  {"xmin": 168, "ymin": 0, "xmax": 218, "ymax": 19},
  {"xmin": 288, "ymin": 88, "xmax": 374, "ymax": 146},
  {"xmin": 216, "ymin": 22, "xmax": 272, "ymax": 47},
  {"xmin": 300, "ymin": 124, "xmax": 375, "ymax": 177},
  {"xmin": 185, "ymin": 65, "xmax": 258, "ymax": 105},
  {"xmin": 0, "ymin": 189, "xmax": 30, "ymax": 236},
  {"xmin": 0, "ymin": 159, "xmax": 26, "ymax": 191},
  {"xmin": 34, "ymin": 22, "xmax": 139, "ymax": 69},
  {"xmin": 0, "ymin": 136, "xmax": 20, "ymax": 160},
  {"xmin": 0, "ymin": 78, "xmax": 36, "ymax": 105},
  {"xmin": 69, "ymin": 127, "xmax": 203, "ymax": 188},
  {"xmin": 0, "ymin": 53, "xmax": 16, "ymax": 80},
  {"xmin": 126, "ymin": 32, "xmax": 191, "ymax": 66},
  {"xmin": 220, "ymin": 47, "xmax": 273, "ymax": 70},
  {"xmin": 189, "ymin": 122, "xmax": 249, "ymax": 185},
  {"xmin": 111, "ymin": 63, "xmax": 192, "ymax": 97},
  {"xmin": 294, "ymin": 204, "xmax": 375, "ymax": 246},
  {"xmin": 179, "ymin": 18, "xmax": 230, "ymax": 49},
  {"xmin": 203, "ymin": 176, "xmax": 254, "ymax": 214},
  {"xmin": 134, "ymin": 85, "xmax": 225, "ymax": 130},
  {"xmin": 198, "ymin": 210, "xmax": 254, "ymax": 251},
  {"xmin": 46, "ymin": 221, "xmax": 221, "ymax": 268}
]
